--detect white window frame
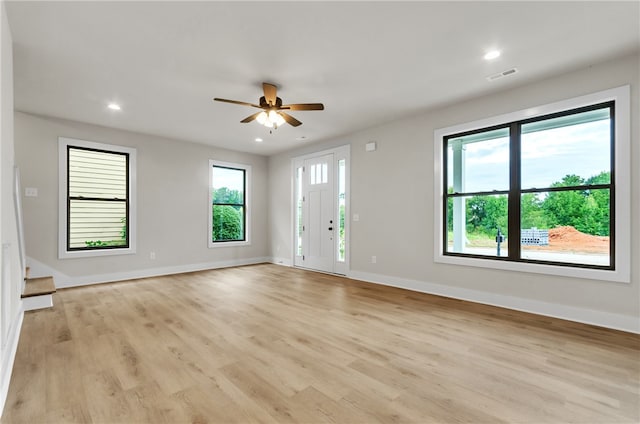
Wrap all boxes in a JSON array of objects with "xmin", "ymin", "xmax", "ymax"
[
  {"xmin": 58, "ymin": 137, "xmax": 137, "ymax": 259},
  {"xmin": 433, "ymin": 85, "xmax": 630, "ymax": 283},
  {"xmin": 208, "ymin": 159, "xmax": 251, "ymax": 248}
]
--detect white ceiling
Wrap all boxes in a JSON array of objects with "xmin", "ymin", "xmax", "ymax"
[{"xmin": 6, "ymin": 1, "xmax": 639, "ymax": 156}]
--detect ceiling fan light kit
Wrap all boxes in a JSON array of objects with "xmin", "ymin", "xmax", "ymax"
[
  {"xmin": 214, "ymin": 82, "xmax": 324, "ymax": 129},
  {"xmin": 256, "ymin": 110, "xmax": 285, "ymax": 128}
]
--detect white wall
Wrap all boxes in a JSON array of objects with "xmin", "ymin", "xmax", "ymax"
[
  {"xmin": 0, "ymin": 0, "xmax": 24, "ymax": 413},
  {"xmin": 14, "ymin": 112, "xmax": 269, "ymax": 286},
  {"xmin": 269, "ymin": 53, "xmax": 640, "ymax": 332}
]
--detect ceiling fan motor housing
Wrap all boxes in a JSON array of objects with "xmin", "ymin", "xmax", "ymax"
[{"xmin": 259, "ymin": 96, "xmax": 283, "ymax": 108}]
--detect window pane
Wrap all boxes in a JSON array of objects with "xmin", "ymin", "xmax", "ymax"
[
  {"xmin": 447, "ymin": 194, "xmax": 508, "ymax": 257},
  {"xmin": 296, "ymin": 167, "xmax": 303, "ymax": 256},
  {"xmin": 210, "ymin": 162, "xmax": 249, "ymax": 245},
  {"xmin": 212, "ymin": 167, "xmax": 244, "ymax": 204},
  {"xmin": 521, "ymin": 108, "xmax": 610, "ymax": 189},
  {"xmin": 520, "ymin": 189, "xmax": 610, "ymax": 266},
  {"xmin": 337, "ymin": 159, "xmax": 346, "ymax": 262},
  {"xmin": 212, "ymin": 205, "xmax": 244, "ymax": 241},
  {"xmin": 309, "ymin": 163, "xmax": 329, "ymax": 185},
  {"xmin": 69, "ymin": 148, "xmax": 127, "ymax": 199},
  {"xmin": 69, "ymin": 199, "xmax": 127, "ymax": 248},
  {"xmin": 447, "ymin": 127, "xmax": 509, "ymax": 193}
]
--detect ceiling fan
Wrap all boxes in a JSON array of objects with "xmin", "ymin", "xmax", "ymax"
[{"xmin": 214, "ymin": 82, "xmax": 324, "ymax": 128}]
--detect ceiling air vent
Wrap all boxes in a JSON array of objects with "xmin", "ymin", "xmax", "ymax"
[{"xmin": 486, "ymin": 68, "xmax": 518, "ymax": 82}]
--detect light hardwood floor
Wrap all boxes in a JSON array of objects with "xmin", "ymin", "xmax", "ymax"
[{"xmin": 2, "ymin": 264, "xmax": 639, "ymax": 423}]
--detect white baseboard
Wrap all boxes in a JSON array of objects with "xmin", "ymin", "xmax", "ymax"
[
  {"xmin": 27, "ymin": 256, "xmax": 271, "ymax": 289},
  {"xmin": 348, "ymin": 270, "xmax": 640, "ymax": 334},
  {"xmin": 0, "ymin": 309, "xmax": 23, "ymax": 417},
  {"xmin": 270, "ymin": 257, "xmax": 292, "ymax": 267}
]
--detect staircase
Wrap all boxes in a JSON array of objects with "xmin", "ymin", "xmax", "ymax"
[{"xmin": 21, "ymin": 267, "xmax": 56, "ymax": 311}]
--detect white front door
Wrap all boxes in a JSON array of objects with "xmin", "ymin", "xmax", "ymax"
[
  {"xmin": 293, "ymin": 145, "xmax": 350, "ymax": 275},
  {"xmin": 300, "ymin": 153, "xmax": 334, "ymax": 273}
]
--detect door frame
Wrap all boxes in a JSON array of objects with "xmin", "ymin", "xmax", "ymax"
[{"xmin": 291, "ymin": 145, "xmax": 350, "ymax": 275}]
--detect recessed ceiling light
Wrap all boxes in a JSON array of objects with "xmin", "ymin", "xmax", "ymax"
[
  {"xmin": 484, "ymin": 50, "xmax": 501, "ymax": 60},
  {"xmin": 107, "ymin": 103, "xmax": 121, "ymax": 111},
  {"xmin": 255, "ymin": 138, "xmax": 263, "ymax": 143}
]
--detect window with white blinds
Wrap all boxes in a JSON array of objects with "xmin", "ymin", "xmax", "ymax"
[{"xmin": 59, "ymin": 137, "xmax": 137, "ymax": 258}]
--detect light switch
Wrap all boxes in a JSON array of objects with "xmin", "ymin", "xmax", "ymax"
[
  {"xmin": 25, "ymin": 187, "xmax": 38, "ymax": 197},
  {"xmin": 353, "ymin": 214, "xmax": 360, "ymax": 222}
]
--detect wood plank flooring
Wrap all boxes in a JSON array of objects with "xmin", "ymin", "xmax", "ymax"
[{"xmin": 2, "ymin": 264, "xmax": 639, "ymax": 423}]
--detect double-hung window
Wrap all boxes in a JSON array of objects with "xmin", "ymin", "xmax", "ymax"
[
  {"xmin": 209, "ymin": 160, "xmax": 251, "ymax": 247},
  {"xmin": 59, "ymin": 137, "xmax": 137, "ymax": 258},
  {"xmin": 435, "ymin": 86, "xmax": 630, "ymax": 282}
]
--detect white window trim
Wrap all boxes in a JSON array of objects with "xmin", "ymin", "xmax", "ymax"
[
  {"xmin": 208, "ymin": 159, "xmax": 251, "ymax": 248},
  {"xmin": 433, "ymin": 85, "xmax": 631, "ymax": 283},
  {"xmin": 58, "ymin": 137, "xmax": 137, "ymax": 259}
]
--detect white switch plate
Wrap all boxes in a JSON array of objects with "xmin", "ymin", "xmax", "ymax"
[
  {"xmin": 353, "ymin": 214, "xmax": 360, "ymax": 221},
  {"xmin": 25, "ymin": 187, "xmax": 38, "ymax": 197},
  {"xmin": 365, "ymin": 142, "xmax": 377, "ymax": 152}
]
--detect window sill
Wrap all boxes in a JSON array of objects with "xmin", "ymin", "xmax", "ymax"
[
  {"xmin": 208, "ymin": 240, "xmax": 251, "ymax": 248},
  {"xmin": 434, "ymin": 252, "xmax": 630, "ymax": 283},
  {"xmin": 59, "ymin": 246, "xmax": 136, "ymax": 259}
]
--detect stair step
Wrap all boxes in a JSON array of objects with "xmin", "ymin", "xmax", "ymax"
[{"xmin": 22, "ymin": 276, "xmax": 56, "ymax": 298}]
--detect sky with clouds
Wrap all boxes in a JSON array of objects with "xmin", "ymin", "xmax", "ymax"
[
  {"xmin": 212, "ymin": 166, "xmax": 244, "ymax": 192},
  {"xmin": 448, "ymin": 119, "xmax": 610, "ymax": 193}
]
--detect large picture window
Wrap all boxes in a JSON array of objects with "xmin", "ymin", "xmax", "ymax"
[
  {"xmin": 209, "ymin": 160, "xmax": 251, "ymax": 247},
  {"xmin": 59, "ymin": 137, "xmax": 137, "ymax": 258},
  {"xmin": 435, "ymin": 86, "xmax": 630, "ymax": 282}
]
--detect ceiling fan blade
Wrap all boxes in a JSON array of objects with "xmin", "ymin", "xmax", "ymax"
[
  {"xmin": 281, "ymin": 103, "xmax": 324, "ymax": 111},
  {"xmin": 279, "ymin": 112, "xmax": 302, "ymax": 127},
  {"xmin": 263, "ymin": 83, "xmax": 277, "ymax": 106},
  {"xmin": 213, "ymin": 98, "xmax": 261, "ymax": 108},
  {"xmin": 240, "ymin": 111, "xmax": 262, "ymax": 123}
]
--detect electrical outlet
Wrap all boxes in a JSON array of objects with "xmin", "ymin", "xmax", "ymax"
[
  {"xmin": 25, "ymin": 187, "xmax": 38, "ymax": 197},
  {"xmin": 371, "ymin": 256, "xmax": 377, "ymax": 264},
  {"xmin": 150, "ymin": 251, "xmax": 156, "ymax": 260}
]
